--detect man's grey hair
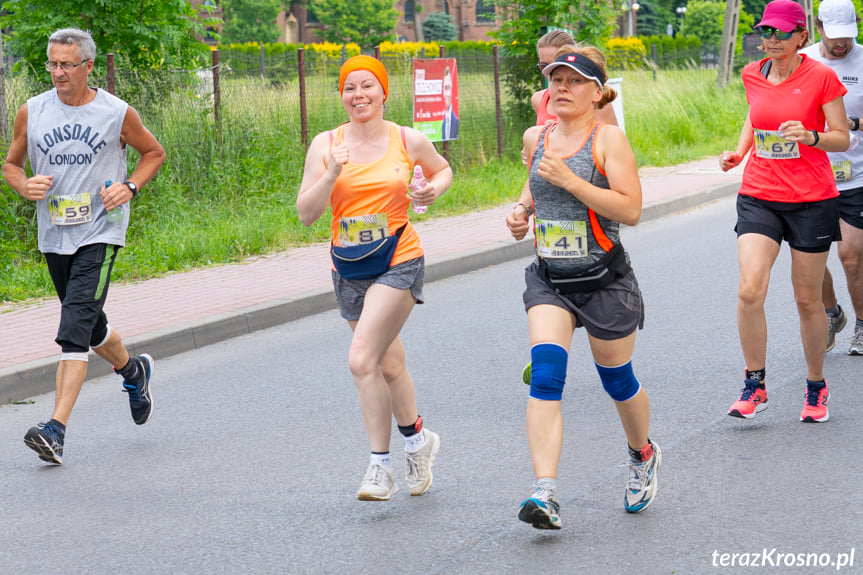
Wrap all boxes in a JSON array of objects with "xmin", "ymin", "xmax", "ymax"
[{"xmin": 47, "ymin": 28, "xmax": 96, "ymax": 62}]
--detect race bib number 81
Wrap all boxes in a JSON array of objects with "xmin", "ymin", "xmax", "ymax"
[
  {"xmin": 754, "ymin": 129, "xmax": 799, "ymax": 159},
  {"xmin": 339, "ymin": 213, "xmax": 389, "ymax": 246},
  {"xmin": 48, "ymin": 193, "xmax": 93, "ymax": 225},
  {"xmin": 535, "ymin": 219, "xmax": 587, "ymax": 258}
]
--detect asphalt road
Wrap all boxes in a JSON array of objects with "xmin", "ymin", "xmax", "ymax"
[{"xmin": 1, "ymin": 195, "xmax": 860, "ymax": 574}]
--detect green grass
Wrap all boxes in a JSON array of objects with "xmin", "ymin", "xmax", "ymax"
[
  {"xmin": 0, "ymin": 66, "xmax": 746, "ymax": 303},
  {"xmin": 620, "ymin": 67, "xmax": 749, "ymax": 166}
]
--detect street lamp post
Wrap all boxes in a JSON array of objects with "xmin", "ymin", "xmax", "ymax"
[
  {"xmin": 621, "ymin": 0, "xmax": 641, "ymax": 37},
  {"xmin": 676, "ymin": 6, "xmax": 687, "ymax": 33}
]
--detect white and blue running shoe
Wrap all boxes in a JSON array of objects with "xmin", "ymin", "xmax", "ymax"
[
  {"xmin": 518, "ymin": 484, "xmax": 561, "ymax": 529},
  {"xmin": 624, "ymin": 441, "xmax": 662, "ymax": 513}
]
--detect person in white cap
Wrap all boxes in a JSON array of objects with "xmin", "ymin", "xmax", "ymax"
[{"xmin": 800, "ymin": 0, "xmax": 863, "ymax": 355}]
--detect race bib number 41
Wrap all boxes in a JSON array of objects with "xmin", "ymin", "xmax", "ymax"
[
  {"xmin": 754, "ymin": 129, "xmax": 800, "ymax": 159},
  {"xmin": 339, "ymin": 213, "xmax": 389, "ymax": 246},
  {"xmin": 48, "ymin": 193, "xmax": 93, "ymax": 225},
  {"xmin": 535, "ymin": 219, "xmax": 587, "ymax": 258}
]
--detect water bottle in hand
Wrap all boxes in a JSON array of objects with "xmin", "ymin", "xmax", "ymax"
[
  {"xmin": 105, "ymin": 180, "xmax": 123, "ymax": 223},
  {"xmin": 410, "ymin": 165, "xmax": 428, "ymax": 214}
]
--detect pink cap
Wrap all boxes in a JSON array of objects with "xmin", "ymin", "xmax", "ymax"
[{"xmin": 755, "ymin": 0, "xmax": 807, "ymax": 32}]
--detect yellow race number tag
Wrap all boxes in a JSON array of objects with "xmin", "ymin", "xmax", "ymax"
[
  {"xmin": 48, "ymin": 193, "xmax": 93, "ymax": 225},
  {"xmin": 754, "ymin": 129, "xmax": 799, "ymax": 159},
  {"xmin": 535, "ymin": 219, "xmax": 588, "ymax": 258},
  {"xmin": 339, "ymin": 213, "xmax": 389, "ymax": 246},
  {"xmin": 831, "ymin": 160, "xmax": 852, "ymax": 183}
]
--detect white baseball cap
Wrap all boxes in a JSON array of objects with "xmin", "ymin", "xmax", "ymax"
[{"xmin": 818, "ymin": 0, "xmax": 859, "ymax": 39}]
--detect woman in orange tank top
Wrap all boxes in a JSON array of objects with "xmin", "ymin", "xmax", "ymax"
[{"xmin": 297, "ymin": 56, "xmax": 452, "ymax": 502}]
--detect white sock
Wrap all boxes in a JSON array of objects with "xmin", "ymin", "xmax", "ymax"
[
  {"xmin": 370, "ymin": 452, "xmax": 391, "ymax": 468},
  {"xmin": 404, "ymin": 429, "xmax": 426, "ymax": 453}
]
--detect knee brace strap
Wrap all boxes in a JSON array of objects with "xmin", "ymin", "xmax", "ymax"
[
  {"xmin": 529, "ymin": 343, "xmax": 568, "ymax": 401},
  {"xmin": 595, "ymin": 361, "xmax": 641, "ymax": 402},
  {"xmin": 90, "ymin": 324, "xmax": 112, "ymax": 349},
  {"xmin": 61, "ymin": 352, "xmax": 89, "ymax": 363}
]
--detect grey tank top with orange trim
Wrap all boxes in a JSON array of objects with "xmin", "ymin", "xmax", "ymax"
[{"xmin": 529, "ymin": 122, "xmax": 621, "ymax": 275}]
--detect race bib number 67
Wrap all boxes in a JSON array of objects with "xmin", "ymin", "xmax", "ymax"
[{"xmin": 754, "ymin": 129, "xmax": 800, "ymax": 159}]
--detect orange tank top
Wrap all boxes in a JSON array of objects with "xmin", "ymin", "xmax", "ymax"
[
  {"xmin": 329, "ymin": 121, "xmax": 423, "ymax": 266},
  {"xmin": 535, "ymin": 89, "xmax": 556, "ymax": 126}
]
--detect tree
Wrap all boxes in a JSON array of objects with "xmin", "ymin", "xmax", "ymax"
[
  {"xmin": 422, "ymin": 12, "xmax": 457, "ymax": 42},
  {"xmin": 2, "ymin": 0, "xmax": 217, "ymax": 74},
  {"xmin": 490, "ymin": 0, "xmax": 619, "ymax": 126},
  {"xmin": 685, "ymin": 0, "xmax": 754, "ymax": 50},
  {"xmin": 309, "ymin": 0, "xmax": 398, "ymax": 49},
  {"xmin": 221, "ymin": 0, "xmax": 283, "ymax": 44},
  {"xmin": 636, "ymin": 0, "xmax": 676, "ymax": 37}
]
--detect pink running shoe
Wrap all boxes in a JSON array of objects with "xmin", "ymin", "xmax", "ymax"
[
  {"xmin": 800, "ymin": 381, "xmax": 829, "ymax": 423},
  {"xmin": 728, "ymin": 379, "xmax": 768, "ymax": 419}
]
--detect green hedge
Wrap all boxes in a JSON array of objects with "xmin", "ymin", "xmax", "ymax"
[{"xmin": 640, "ymin": 35, "xmax": 703, "ymax": 68}]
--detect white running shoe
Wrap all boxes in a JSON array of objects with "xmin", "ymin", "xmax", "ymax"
[
  {"xmin": 357, "ymin": 463, "xmax": 399, "ymax": 501},
  {"xmin": 405, "ymin": 429, "xmax": 440, "ymax": 496},
  {"xmin": 848, "ymin": 325, "xmax": 863, "ymax": 355},
  {"xmin": 624, "ymin": 442, "xmax": 662, "ymax": 513}
]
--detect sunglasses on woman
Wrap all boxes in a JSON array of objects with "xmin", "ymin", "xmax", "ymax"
[{"xmin": 757, "ymin": 26, "xmax": 796, "ymax": 40}]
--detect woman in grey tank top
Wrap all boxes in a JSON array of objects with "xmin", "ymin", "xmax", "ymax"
[{"xmin": 505, "ymin": 46, "xmax": 662, "ymax": 530}]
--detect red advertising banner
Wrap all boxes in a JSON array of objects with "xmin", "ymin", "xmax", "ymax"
[{"xmin": 412, "ymin": 58, "xmax": 459, "ymax": 142}]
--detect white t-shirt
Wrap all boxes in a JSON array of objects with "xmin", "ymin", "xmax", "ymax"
[{"xmin": 800, "ymin": 42, "xmax": 863, "ymax": 191}]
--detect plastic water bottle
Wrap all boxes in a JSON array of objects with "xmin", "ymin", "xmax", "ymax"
[
  {"xmin": 410, "ymin": 165, "xmax": 428, "ymax": 214},
  {"xmin": 105, "ymin": 180, "xmax": 123, "ymax": 223},
  {"xmin": 850, "ymin": 131, "xmax": 860, "ymax": 152}
]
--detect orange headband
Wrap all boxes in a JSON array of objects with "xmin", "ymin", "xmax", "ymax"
[{"xmin": 338, "ymin": 55, "xmax": 389, "ymax": 101}]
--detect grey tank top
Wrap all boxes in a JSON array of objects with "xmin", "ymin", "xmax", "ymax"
[
  {"xmin": 529, "ymin": 123, "xmax": 621, "ymax": 275},
  {"xmin": 28, "ymin": 88, "xmax": 129, "ymax": 254}
]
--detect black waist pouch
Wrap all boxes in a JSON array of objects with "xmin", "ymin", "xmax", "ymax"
[{"xmin": 538, "ymin": 244, "xmax": 631, "ymax": 294}]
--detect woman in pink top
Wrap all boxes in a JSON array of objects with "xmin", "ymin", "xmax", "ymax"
[
  {"xmin": 720, "ymin": 0, "xmax": 849, "ymax": 423},
  {"xmin": 532, "ymin": 30, "xmax": 618, "ymax": 128}
]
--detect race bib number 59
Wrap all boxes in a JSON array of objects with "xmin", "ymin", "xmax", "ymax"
[{"xmin": 48, "ymin": 193, "xmax": 93, "ymax": 225}]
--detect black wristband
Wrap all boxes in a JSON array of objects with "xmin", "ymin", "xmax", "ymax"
[
  {"xmin": 852, "ymin": 117, "xmax": 860, "ymax": 131},
  {"xmin": 810, "ymin": 130, "xmax": 820, "ymax": 147},
  {"xmin": 123, "ymin": 180, "xmax": 138, "ymax": 197}
]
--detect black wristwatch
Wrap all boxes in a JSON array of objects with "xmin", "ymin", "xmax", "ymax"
[
  {"xmin": 851, "ymin": 117, "xmax": 860, "ymax": 131},
  {"xmin": 123, "ymin": 180, "xmax": 138, "ymax": 197}
]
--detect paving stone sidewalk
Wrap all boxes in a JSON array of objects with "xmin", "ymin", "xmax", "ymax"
[{"xmin": 1, "ymin": 156, "xmax": 741, "ymax": 402}]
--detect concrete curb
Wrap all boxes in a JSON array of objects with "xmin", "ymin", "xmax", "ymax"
[{"xmin": 0, "ymin": 181, "xmax": 738, "ymax": 404}]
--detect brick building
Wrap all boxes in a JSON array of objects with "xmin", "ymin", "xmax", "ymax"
[{"xmin": 192, "ymin": 0, "xmax": 501, "ymax": 45}]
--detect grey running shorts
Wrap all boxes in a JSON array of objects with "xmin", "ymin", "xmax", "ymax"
[
  {"xmin": 522, "ymin": 259, "xmax": 644, "ymax": 341},
  {"xmin": 332, "ymin": 256, "xmax": 425, "ymax": 321}
]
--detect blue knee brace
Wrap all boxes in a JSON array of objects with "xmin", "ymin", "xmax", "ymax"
[
  {"xmin": 529, "ymin": 343, "xmax": 568, "ymax": 400},
  {"xmin": 595, "ymin": 361, "xmax": 641, "ymax": 402}
]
